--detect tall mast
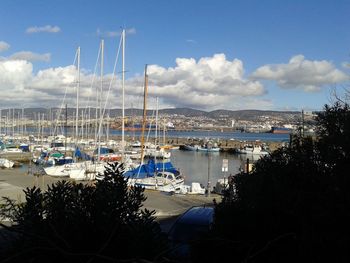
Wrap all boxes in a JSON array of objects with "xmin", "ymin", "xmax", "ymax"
[
  {"xmin": 97, "ymin": 39, "xmax": 104, "ymax": 160},
  {"xmin": 121, "ymin": 29, "xmax": 126, "ymax": 161},
  {"xmin": 100, "ymin": 39, "xmax": 104, "ymax": 127},
  {"xmin": 12, "ymin": 108, "xmax": 14, "ymax": 137},
  {"xmin": 140, "ymin": 65, "xmax": 148, "ymax": 164},
  {"xmin": 76, "ymin": 46, "xmax": 80, "ymax": 142},
  {"xmin": 155, "ymin": 97, "xmax": 158, "ymax": 145},
  {"xmin": 21, "ymin": 108, "xmax": 24, "ymax": 136},
  {"xmin": 65, "ymin": 104, "xmax": 67, "ymax": 154}
]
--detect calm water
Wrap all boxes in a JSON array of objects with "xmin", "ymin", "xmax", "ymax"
[{"xmin": 167, "ymin": 149, "xmax": 259, "ymax": 187}]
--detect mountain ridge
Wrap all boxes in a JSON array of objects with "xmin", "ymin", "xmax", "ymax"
[{"xmin": 1, "ymin": 107, "xmax": 302, "ymax": 120}]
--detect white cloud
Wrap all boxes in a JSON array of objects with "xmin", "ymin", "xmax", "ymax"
[
  {"xmin": 0, "ymin": 58, "xmax": 120, "ymax": 108},
  {"xmin": 251, "ymin": 55, "xmax": 349, "ymax": 92},
  {"xmin": 0, "ymin": 54, "xmax": 269, "ymax": 110},
  {"xmin": 0, "ymin": 41, "xmax": 10, "ymax": 52},
  {"xmin": 8, "ymin": 51, "xmax": 51, "ymax": 62},
  {"xmin": 124, "ymin": 54, "xmax": 266, "ymax": 110},
  {"xmin": 0, "ymin": 60, "xmax": 36, "ymax": 105},
  {"xmin": 26, "ymin": 25, "xmax": 61, "ymax": 34}
]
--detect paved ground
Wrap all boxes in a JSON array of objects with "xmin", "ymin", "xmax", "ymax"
[{"xmin": 0, "ymin": 167, "xmax": 220, "ymax": 222}]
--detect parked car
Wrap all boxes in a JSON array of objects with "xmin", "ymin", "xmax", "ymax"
[{"xmin": 168, "ymin": 206, "xmax": 214, "ymax": 259}]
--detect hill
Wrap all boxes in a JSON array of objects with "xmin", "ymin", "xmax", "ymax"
[{"xmin": 0, "ymin": 107, "xmax": 302, "ymax": 121}]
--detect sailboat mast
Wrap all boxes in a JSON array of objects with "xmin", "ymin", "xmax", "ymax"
[
  {"xmin": 65, "ymin": 104, "xmax": 67, "ymax": 154},
  {"xmin": 76, "ymin": 46, "xmax": 80, "ymax": 142},
  {"xmin": 121, "ymin": 29, "xmax": 125, "ymax": 161},
  {"xmin": 155, "ymin": 97, "xmax": 158, "ymax": 145},
  {"xmin": 97, "ymin": 39, "xmax": 104, "ymax": 160},
  {"xmin": 140, "ymin": 65, "xmax": 148, "ymax": 163}
]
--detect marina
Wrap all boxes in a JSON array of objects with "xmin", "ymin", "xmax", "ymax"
[{"xmin": 0, "ymin": 131, "xmax": 282, "ymax": 200}]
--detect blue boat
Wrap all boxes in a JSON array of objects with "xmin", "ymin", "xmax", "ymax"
[{"xmin": 124, "ymin": 159, "xmax": 180, "ymax": 179}]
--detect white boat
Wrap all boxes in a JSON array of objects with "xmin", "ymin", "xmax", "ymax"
[
  {"xmin": 44, "ymin": 161, "xmax": 106, "ymax": 180},
  {"xmin": 236, "ymin": 144, "xmax": 269, "ymax": 155},
  {"xmin": 0, "ymin": 158, "xmax": 14, "ymax": 168},
  {"xmin": 182, "ymin": 143, "xmax": 220, "ymax": 152},
  {"xmin": 44, "ymin": 164, "xmax": 71, "ymax": 177},
  {"xmin": 134, "ymin": 171, "xmax": 184, "ymax": 190},
  {"xmin": 130, "ymin": 141, "xmax": 142, "ymax": 148},
  {"xmin": 197, "ymin": 146, "xmax": 220, "ymax": 152},
  {"xmin": 1, "ymin": 147, "xmax": 23, "ymax": 153},
  {"xmin": 144, "ymin": 147, "xmax": 171, "ymax": 159},
  {"xmin": 174, "ymin": 182, "xmax": 206, "ymax": 195}
]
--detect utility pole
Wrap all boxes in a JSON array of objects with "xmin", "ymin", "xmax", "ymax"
[
  {"xmin": 302, "ymin": 109, "xmax": 305, "ymax": 138},
  {"xmin": 206, "ymin": 141, "xmax": 212, "ymax": 196}
]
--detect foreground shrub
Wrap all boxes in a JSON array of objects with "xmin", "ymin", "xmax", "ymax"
[{"xmin": 0, "ymin": 162, "xmax": 168, "ymax": 262}]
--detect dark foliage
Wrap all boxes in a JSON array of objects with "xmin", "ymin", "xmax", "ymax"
[
  {"xmin": 202, "ymin": 101, "xmax": 350, "ymax": 262},
  {"xmin": 0, "ymin": 162, "xmax": 168, "ymax": 262}
]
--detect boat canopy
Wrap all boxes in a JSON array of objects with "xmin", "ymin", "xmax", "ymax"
[{"xmin": 124, "ymin": 159, "xmax": 179, "ymax": 178}]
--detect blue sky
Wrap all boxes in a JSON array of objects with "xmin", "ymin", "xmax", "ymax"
[{"xmin": 0, "ymin": 0, "xmax": 349, "ymax": 111}]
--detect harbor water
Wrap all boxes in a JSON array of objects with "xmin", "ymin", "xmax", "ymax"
[{"xmin": 169, "ymin": 149, "xmax": 258, "ymax": 187}]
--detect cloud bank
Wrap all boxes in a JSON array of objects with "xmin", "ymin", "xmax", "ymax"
[
  {"xmin": 26, "ymin": 25, "xmax": 61, "ymax": 34},
  {"xmin": 0, "ymin": 53, "xmax": 348, "ymax": 110},
  {"xmin": 127, "ymin": 53, "xmax": 266, "ymax": 109},
  {"xmin": 252, "ymin": 55, "xmax": 349, "ymax": 92},
  {"xmin": 8, "ymin": 51, "xmax": 51, "ymax": 62}
]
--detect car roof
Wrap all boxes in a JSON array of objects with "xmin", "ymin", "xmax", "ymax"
[{"xmin": 177, "ymin": 206, "xmax": 214, "ymax": 226}]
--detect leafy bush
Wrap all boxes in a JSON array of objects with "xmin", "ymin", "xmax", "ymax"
[
  {"xmin": 0, "ymin": 162, "xmax": 168, "ymax": 262},
  {"xmin": 209, "ymin": 102, "xmax": 350, "ymax": 262}
]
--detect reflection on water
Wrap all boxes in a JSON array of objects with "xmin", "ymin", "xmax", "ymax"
[{"xmin": 169, "ymin": 149, "xmax": 261, "ymax": 187}]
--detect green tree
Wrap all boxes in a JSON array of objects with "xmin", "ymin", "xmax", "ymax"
[
  {"xmin": 0, "ymin": 162, "xmax": 168, "ymax": 262},
  {"xmin": 209, "ymin": 101, "xmax": 350, "ymax": 262}
]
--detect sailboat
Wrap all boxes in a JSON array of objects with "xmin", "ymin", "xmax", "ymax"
[
  {"xmin": 124, "ymin": 66, "xmax": 183, "ymax": 189},
  {"xmin": 143, "ymin": 98, "xmax": 171, "ymax": 159},
  {"xmin": 44, "ymin": 44, "xmax": 104, "ymax": 180}
]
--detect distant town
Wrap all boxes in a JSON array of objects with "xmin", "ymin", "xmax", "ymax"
[{"xmin": 0, "ymin": 107, "xmax": 317, "ymax": 135}]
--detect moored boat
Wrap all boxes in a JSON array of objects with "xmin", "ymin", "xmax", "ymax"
[
  {"xmin": 270, "ymin": 126, "xmax": 292, "ymax": 134},
  {"xmin": 0, "ymin": 158, "xmax": 15, "ymax": 168},
  {"xmin": 134, "ymin": 171, "xmax": 184, "ymax": 190},
  {"xmin": 236, "ymin": 144, "xmax": 269, "ymax": 155}
]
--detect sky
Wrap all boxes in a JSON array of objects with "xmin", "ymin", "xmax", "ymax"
[{"xmin": 0, "ymin": 0, "xmax": 349, "ymax": 112}]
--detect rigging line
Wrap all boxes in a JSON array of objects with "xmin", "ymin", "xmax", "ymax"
[
  {"xmin": 81, "ymin": 43, "xmax": 101, "ymax": 122},
  {"xmin": 52, "ymin": 50, "xmax": 78, "ymax": 137},
  {"xmin": 145, "ymin": 109, "xmax": 156, "ymax": 143},
  {"xmin": 79, "ymin": 42, "xmax": 101, "ymax": 139},
  {"xmin": 97, "ymin": 32, "xmax": 123, "ymax": 146}
]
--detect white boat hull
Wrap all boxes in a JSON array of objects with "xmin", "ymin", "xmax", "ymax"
[{"xmin": 0, "ymin": 158, "xmax": 15, "ymax": 168}]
